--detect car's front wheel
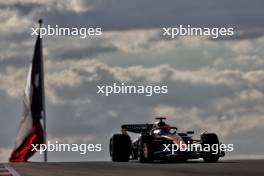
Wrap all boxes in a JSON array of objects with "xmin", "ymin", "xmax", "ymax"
[
  {"xmin": 138, "ymin": 135, "xmax": 153, "ymax": 163},
  {"xmin": 110, "ymin": 134, "xmax": 131, "ymax": 162},
  {"xmin": 201, "ymin": 133, "xmax": 220, "ymax": 162}
]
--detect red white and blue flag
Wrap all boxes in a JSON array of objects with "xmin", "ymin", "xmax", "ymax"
[{"xmin": 9, "ymin": 31, "xmax": 45, "ymax": 162}]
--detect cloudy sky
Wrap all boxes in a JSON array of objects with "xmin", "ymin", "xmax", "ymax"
[{"xmin": 1, "ymin": 0, "xmax": 264, "ymax": 161}]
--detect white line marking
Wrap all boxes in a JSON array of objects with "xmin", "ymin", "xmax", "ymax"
[{"xmin": 3, "ymin": 164, "xmax": 21, "ymax": 176}]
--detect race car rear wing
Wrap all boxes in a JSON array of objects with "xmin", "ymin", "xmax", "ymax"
[{"xmin": 121, "ymin": 124, "xmax": 153, "ymax": 133}]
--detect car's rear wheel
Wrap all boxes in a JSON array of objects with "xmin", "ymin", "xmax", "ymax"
[
  {"xmin": 110, "ymin": 134, "xmax": 131, "ymax": 162},
  {"xmin": 201, "ymin": 133, "xmax": 220, "ymax": 162},
  {"xmin": 138, "ymin": 135, "xmax": 153, "ymax": 163}
]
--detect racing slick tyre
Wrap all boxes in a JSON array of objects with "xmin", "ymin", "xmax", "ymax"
[
  {"xmin": 138, "ymin": 135, "xmax": 153, "ymax": 163},
  {"xmin": 201, "ymin": 133, "xmax": 220, "ymax": 163},
  {"xmin": 110, "ymin": 134, "xmax": 131, "ymax": 162}
]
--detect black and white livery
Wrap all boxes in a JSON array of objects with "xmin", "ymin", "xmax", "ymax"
[{"xmin": 109, "ymin": 117, "xmax": 225, "ymax": 163}]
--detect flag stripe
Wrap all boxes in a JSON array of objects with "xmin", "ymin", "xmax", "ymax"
[{"xmin": 9, "ymin": 34, "xmax": 45, "ymax": 162}]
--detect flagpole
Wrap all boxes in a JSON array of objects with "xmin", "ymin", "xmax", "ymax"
[{"xmin": 38, "ymin": 19, "xmax": 47, "ymax": 163}]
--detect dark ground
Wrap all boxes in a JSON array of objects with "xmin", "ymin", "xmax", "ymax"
[{"xmin": 3, "ymin": 160, "xmax": 264, "ymax": 176}]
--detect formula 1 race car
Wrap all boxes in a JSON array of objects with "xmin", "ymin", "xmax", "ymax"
[{"xmin": 109, "ymin": 117, "xmax": 225, "ymax": 163}]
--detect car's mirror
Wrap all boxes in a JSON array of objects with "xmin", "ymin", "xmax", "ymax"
[
  {"xmin": 187, "ymin": 131, "xmax": 194, "ymax": 135},
  {"xmin": 153, "ymin": 129, "xmax": 161, "ymax": 135},
  {"xmin": 169, "ymin": 128, "xmax": 177, "ymax": 135}
]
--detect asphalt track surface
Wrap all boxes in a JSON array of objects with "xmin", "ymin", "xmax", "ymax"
[{"xmin": 1, "ymin": 160, "xmax": 263, "ymax": 176}]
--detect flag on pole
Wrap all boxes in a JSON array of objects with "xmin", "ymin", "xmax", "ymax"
[{"xmin": 9, "ymin": 22, "xmax": 45, "ymax": 162}]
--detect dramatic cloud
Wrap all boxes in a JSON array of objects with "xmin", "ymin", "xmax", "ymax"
[{"xmin": 0, "ymin": 0, "xmax": 92, "ymax": 14}]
